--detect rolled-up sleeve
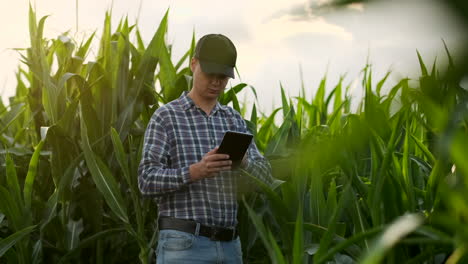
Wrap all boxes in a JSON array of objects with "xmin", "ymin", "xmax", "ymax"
[
  {"xmin": 234, "ymin": 111, "xmax": 273, "ymax": 186},
  {"xmin": 244, "ymin": 140, "xmax": 273, "ymax": 186},
  {"xmin": 138, "ymin": 112, "xmax": 192, "ymax": 197}
]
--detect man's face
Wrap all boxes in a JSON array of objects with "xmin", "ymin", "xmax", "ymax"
[{"xmin": 190, "ymin": 58, "xmax": 230, "ymax": 100}]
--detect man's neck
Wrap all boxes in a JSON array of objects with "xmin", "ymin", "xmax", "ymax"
[{"xmin": 187, "ymin": 91, "xmax": 217, "ymax": 116}]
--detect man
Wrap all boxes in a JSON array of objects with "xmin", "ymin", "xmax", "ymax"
[{"xmin": 138, "ymin": 33, "xmax": 273, "ymax": 264}]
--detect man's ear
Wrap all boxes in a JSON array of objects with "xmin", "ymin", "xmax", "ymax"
[{"xmin": 190, "ymin": 57, "xmax": 197, "ymax": 72}]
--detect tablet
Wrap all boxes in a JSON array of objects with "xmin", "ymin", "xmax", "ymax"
[{"xmin": 217, "ymin": 131, "xmax": 253, "ymax": 169}]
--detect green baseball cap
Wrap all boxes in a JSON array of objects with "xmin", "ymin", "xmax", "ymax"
[{"xmin": 194, "ymin": 34, "xmax": 237, "ymax": 78}]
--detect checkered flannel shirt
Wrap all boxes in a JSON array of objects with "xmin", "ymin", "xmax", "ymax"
[{"xmin": 138, "ymin": 91, "xmax": 273, "ymax": 228}]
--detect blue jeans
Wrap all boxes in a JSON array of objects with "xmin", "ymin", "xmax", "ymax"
[{"xmin": 156, "ymin": 229, "xmax": 243, "ymax": 264}]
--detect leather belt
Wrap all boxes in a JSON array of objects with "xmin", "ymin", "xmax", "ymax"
[{"xmin": 158, "ymin": 216, "xmax": 238, "ymax": 241}]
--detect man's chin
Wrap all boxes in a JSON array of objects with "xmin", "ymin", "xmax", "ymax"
[{"xmin": 207, "ymin": 89, "xmax": 222, "ymax": 97}]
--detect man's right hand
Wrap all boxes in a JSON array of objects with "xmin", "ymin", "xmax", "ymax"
[{"xmin": 189, "ymin": 147, "xmax": 232, "ymax": 181}]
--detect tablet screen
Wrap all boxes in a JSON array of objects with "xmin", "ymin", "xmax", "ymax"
[{"xmin": 217, "ymin": 131, "xmax": 253, "ymax": 168}]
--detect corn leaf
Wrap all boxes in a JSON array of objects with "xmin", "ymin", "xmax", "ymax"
[
  {"xmin": 360, "ymin": 214, "xmax": 424, "ymax": 264},
  {"xmin": 242, "ymin": 198, "xmax": 286, "ymax": 264},
  {"xmin": 5, "ymin": 153, "xmax": 23, "ymax": 209},
  {"xmin": 80, "ymin": 118, "xmax": 129, "ymax": 224},
  {"xmin": 110, "ymin": 127, "xmax": 131, "ymax": 187},
  {"xmin": 23, "ymin": 140, "xmax": 45, "ymax": 211},
  {"xmin": 0, "ymin": 186, "xmax": 23, "ymax": 231},
  {"xmin": 0, "ymin": 225, "xmax": 36, "ymax": 257},
  {"xmin": 292, "ymin": 207, "xmax": 304, "ymax": 264}
]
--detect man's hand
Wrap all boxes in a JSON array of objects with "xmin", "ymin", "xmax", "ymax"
[{"xmin": 189, "ymin": 147, "xmax": 232, "ymax": 181}]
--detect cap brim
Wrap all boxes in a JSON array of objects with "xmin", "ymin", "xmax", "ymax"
[{"xmin": 199, "ymin": 60, "xmax": 235, "ymax": 79}]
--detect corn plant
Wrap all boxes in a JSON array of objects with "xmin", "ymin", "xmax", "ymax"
[
  {"xmin": 1, "ymin": 5, "xmax": 184, "ymax": 263},
  {"xmin": 240, "ymin": 45, "xmax": 468, "ymax": 263}
]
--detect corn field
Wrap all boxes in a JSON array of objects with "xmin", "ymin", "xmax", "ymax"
[{"xmin": 1, "ymin": 4, "xmax": 468, "ymax": 264}]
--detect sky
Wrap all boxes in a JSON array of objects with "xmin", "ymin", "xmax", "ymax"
[{"xmin": 0, "ymin": 0, "xmax": 467, "ymax": 112}]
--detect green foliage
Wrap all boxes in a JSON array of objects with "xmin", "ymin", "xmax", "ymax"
[{"xmin": 240, "ymin": 44, "xmax": 468, "ymax": 263}]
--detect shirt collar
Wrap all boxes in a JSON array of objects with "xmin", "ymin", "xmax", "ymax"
[
  {"xmin": 179, "ymin": 91, "xmax": 228, "ymax": 113},
  {"xmin": 179, "ymin": 91, "xmax": 194, "ymax": 111}
]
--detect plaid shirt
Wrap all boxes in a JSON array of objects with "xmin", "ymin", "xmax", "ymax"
[{"xmin": 138, "ymin": 92, "xmax": 273, "ymax": 228}]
